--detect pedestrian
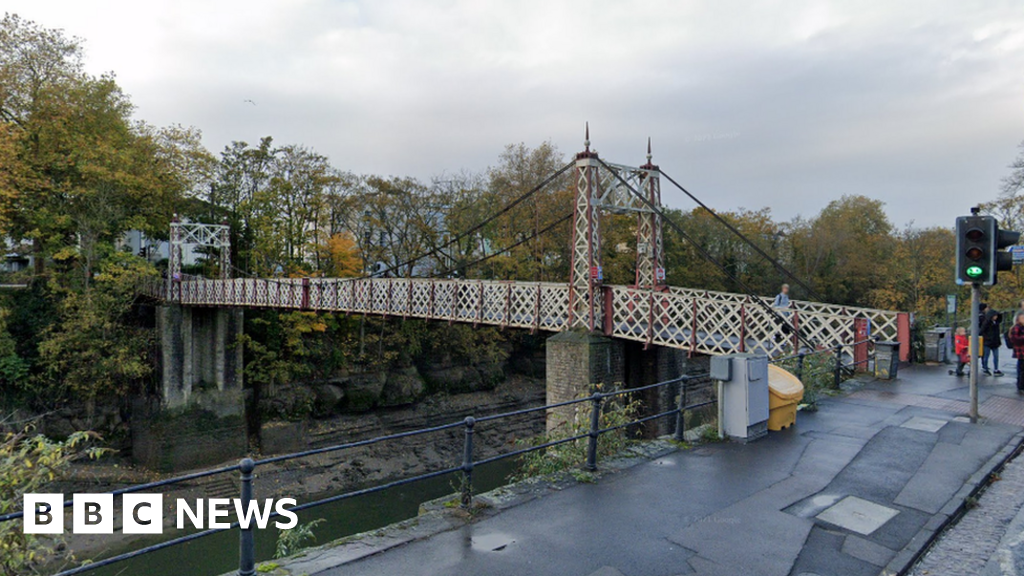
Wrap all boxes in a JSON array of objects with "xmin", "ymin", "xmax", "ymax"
[
  {"xmin": 771, "ymin": 284, "xmax": 792, "ymax": 343},
  {"xmin": 981, "ymin": 308, "xmax": 1004, "ymax": 376},
  {"xmin": 773, "ymin": 284, "xmax": 790, "ymax": 309},
  {"xmin": 953, "ymin": 326, "xmax": 969, "ymax": 377},
  {"xmin": 1008, "ymin": 312, "xmax": 1024, "ymax": 392}
]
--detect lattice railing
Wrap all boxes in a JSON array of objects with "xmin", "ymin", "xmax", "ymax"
[
  {"xmin": 666, "ymin": 286, "xmax": 900, "ymax": 343},
  {"xmin": 156, "ymin": 277, "xmax": 571, "ymax": 332},
  {"xmin": 608, "ymin": 285, "xmax": 877, "ymax": 357},
  {"xmin": 145, "ymin": 277, "xmax": 902, "ymax": 358}
]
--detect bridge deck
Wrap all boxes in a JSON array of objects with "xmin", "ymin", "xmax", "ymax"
[{"xmin": 144, "ymin": 277, "xmax": 908, "ymax": 358}]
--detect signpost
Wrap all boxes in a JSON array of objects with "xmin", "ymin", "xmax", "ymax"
[
  {"xmin": 1012, "ymin": 245, "xmax": 1024, "ymax": 264},
  {"xmin": 946, "ymin": 294, "xmax": 956, "ymax": 332}
]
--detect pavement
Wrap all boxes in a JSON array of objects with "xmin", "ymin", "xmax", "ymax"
[{"xmin": 293, "ymin": 362, "xmax": 1024, "ymax": 576}]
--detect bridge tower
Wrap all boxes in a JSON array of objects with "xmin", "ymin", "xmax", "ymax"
[
  {"xmin": 567, "ymin": 124, "xmax": 605, "ymax": 331},
  {"xmin": 548, "ymin": 130, "xmax": 685, "ymax": 434},
  {"xmin": 635, "ymin": 138, "xmax": 665, "ymax": 290}
]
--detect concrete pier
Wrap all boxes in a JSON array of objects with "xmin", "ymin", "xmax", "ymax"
[{"xmin": 132, "ymin": 305, "xmax": 246, "ymax": 471}]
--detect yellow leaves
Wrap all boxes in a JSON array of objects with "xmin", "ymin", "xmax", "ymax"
[
  {"xmin": 323, "ymin": 233, "xmax": 361, "ymax": 278},
  {"xmin": 52, "ymin": 246, "xmax": 79, "ymax": 262}
]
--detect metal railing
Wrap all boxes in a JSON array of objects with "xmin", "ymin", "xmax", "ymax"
[
  {"xmin": 137, "ymin": 275, "xmax": 910, "ymax": 360},
  {"xmin": 770, "ymin": 337, "xmax": 879, "ymax": 389},
  {"xmin": 4, "ymin": 374, "xmax": 713, "ymax": 576}
]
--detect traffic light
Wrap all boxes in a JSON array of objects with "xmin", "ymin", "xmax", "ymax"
[
  {"xmin": 955, "ymin": 213, "xmax": 1020, "ymax": 286},
  {"xmin": 995, "ymin": 226, "xmax": 1020, "ymax": 281}
]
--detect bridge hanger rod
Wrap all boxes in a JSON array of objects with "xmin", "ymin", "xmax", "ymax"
[
  {"xmin": 596, "ymin": 158, "xmax": 817, "ymax": 352},
  {"xmin": 658, "ymin": 169, "xmax": 821, "ymax": 301}
]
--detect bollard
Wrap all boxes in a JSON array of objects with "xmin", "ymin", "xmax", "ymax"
[
  {"xmin": 586, "ymin": 393, "xmax": 602, "ymax": 471},
  {"xmin": 796, "ymin": 351, "xmax": 805, "ymax": 381},
  {"xmin": 674, "ymin": 378, "xmax": 687, "ymax": 442},
  {"xmin": 238, "ymin": 458, "xmax": 256, "ymax": 576},
  {"xmin": 833, "ymin": 344, "xmax": 843, "ymax": 390},
  {"xmin": 460, "ymin": 417, "xmax": 475, "ymax": 508}
]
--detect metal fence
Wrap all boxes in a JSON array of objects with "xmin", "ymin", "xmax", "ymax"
[
  {"xmin": 3, "ymin": 374, "xmax": 714, "ymax": 576},
  {"xmin": 771, "ymin": 337, "xmax": 879, "ymax": 390}
]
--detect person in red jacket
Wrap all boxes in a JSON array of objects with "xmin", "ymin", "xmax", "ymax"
[
  {"xmin": 953, "ymin": 327, "xmax": 970, "ymax": 377},
  {"xmin": 1008, "ymin": 312, "xmax": 1024, "ymax": 392}
]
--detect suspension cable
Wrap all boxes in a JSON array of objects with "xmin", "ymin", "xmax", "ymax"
[
  {"xmin": 437, "ymin": 213, "xmax": 572, "ymax": 277},
  {"xmin": 659, "ymin": 169, "xmax": 821, "ymax": 300},
  {"xmin": 597, "ymin": 158, "xmax": 817, "ymax": 350},
  {"xmin": 226, "ymin": 160, "xmax": 574, "ymax": 285}
]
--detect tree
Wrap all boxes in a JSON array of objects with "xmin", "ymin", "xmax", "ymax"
[
  {"xmin": 0, "ymin": 13, "xmax": 84, "ymax": 272},
  {"xmin": 868, "ymin": 225, "xmax": 955, "ymax": 317},
  {"xmin": 1, "ymin": 16, "xmax": 181, "ymax": 281},
  {"xmin": 37, "ymin": 252, "xmax": 157, "ymax": 398},
  {"xmin": 979, "ymin": 140, "xmax": 1024, "ymax": 233},
  {"xmin": 480, "ymin": 142, "xmax": 572, "ymax": 281},
  {"xmin": 321, "ymin": 232, "xmax": 361, "ymax": 277},
  {"xmin": 787, "ymin": 195, "xmax": 893, "ymax": 305},
  {"xmin": 0, "ymin": 429, "xmax": 107, "ymax": 576}
]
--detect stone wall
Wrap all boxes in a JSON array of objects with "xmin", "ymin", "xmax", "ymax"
[{"xmin": 544, "ymin": 329, "xmax": 625, "ymax": 433}]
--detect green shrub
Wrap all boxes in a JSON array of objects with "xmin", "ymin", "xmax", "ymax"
[{"xmin": 511, "ymin": 388, "xmax": 640, "ymax": 481}]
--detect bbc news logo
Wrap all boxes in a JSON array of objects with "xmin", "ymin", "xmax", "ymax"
[{"xmin": 23, "ymin": 494, "xmax": 299, "ymax": 534}]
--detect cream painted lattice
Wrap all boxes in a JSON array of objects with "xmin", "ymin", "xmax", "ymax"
[
  {"xmin": 568, "ymin": 154, "xmax": 603, "ymax": 330},
  {"xmin": 666, "ymin": 286, "xmax": 900, "ymax": 342},
  {"xmin": 148, "ymin": 277, "xmax": 900, "ymax": 356}
]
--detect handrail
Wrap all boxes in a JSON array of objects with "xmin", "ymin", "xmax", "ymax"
[
  {"xmin": 8, "ymin": 373, "xmax": 710, "ymax": 576},
  {"xmin": 770, "ymin": 336, "xmax": 879, "ymax": 365},
  {"xmin": 770, "ymin": 336, "xmax": 880, "ymax": 390}
]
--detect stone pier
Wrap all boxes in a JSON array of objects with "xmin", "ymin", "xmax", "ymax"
[
  {"xmin": 545, "ymin": 329, "xmax": 691, "ymax": 436},
  {"xmin": 132, "ymin": 306, "xmax": 246, "ymax": 471}
]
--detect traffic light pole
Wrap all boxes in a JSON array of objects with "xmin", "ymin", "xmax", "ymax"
[{"xmin": 970, "ymin": 283, "xmax": 980, "ymax": 423}]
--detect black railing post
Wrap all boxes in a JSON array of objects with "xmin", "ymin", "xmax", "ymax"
[
  {"xmin": 674, "ymin": 378, "xmax": 687, "ymax": 442},
  {"xmin": 238, "ymin": 458, "xmax": 256, "ymax": 576},
  {"xmin": 586, "ymin": 393, "xmax": 602, "ymax": 471},
  {"xmin": 460, "ymin": 417, "xmax": 475, "ymax": 508},
  {"xmin": 833, "ymin": 344, "xmax": 843, "ymax": 389},
  {"xmin": 797, "ymin": 351, "xmax": 806, "ymax": 381}
]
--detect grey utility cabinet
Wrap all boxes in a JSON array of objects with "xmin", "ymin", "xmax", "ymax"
[{"xmin": 711, "ymin": 353, "xmax": 769, "ymax": 442}]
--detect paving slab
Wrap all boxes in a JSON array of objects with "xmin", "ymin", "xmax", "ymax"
[
  {"xmin": 816, "ymin": 496, "xmax": 900, "ymax": 535},
  {"xmin": 841, "ymin": 534, "xmax": 896, "ymax": 567},
  {"xmin": 901, "ymin": 416, "xmax": 949, "ymax": 432}
]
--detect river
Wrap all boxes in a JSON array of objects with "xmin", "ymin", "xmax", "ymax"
[{"xmin": 86, "ymin": 459, "xmax": 518, "ymax": 576}]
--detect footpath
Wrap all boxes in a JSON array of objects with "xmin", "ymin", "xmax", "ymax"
[{"xmin": 273, "ymin": 363, "xmax": 1024, "ymax": 576}]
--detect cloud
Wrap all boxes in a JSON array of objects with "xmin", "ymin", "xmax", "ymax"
[{"xmin": 6, "ymin": 0, "xmax": 1024, "ymax": 227}]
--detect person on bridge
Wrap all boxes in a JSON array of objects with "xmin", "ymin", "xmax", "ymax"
[
  {"xmin": 982, "ymin": 308, "xmax": 1004, "ymax": 376},
  {"xmin": 1008, "ymin": 312, "xmax": 1024, "ymax": 392},
  {"xmin": 772, "ymin": 284, "xmax": 791, "ymax": 309}
]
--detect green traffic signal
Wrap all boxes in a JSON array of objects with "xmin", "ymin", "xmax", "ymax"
[{"xmin": 966, "ymin": 265, "xmax": 984, "ymax": 278}]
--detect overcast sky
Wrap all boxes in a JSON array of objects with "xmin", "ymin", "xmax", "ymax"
[{"xmin": 7, "ymin": 1, "xmax": 1024, "ymax": 228}]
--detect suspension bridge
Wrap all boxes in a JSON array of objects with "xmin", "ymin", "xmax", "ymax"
[
  {"xmin": 136, "ymin": 130, "xmax": 909, "ymax": 470},
  {"xmin": 142, "ymin": 131, "xmax": 909, "ymax": 360}
]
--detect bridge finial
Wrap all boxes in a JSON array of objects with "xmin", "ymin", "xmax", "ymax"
[
  {"xmin": 646, "ymin": 137, "xmax": 652, "ymax": 163},
  {"xmin": 584, "ymin": 122, "xmax": 590, "ymax": 152}
]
